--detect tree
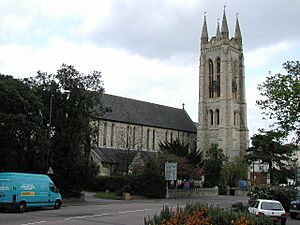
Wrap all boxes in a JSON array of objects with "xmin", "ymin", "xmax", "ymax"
[
  {"xmin": 27, "ymin": 64, "xmax": 105, "ymax": 197},
  {"xmin": 256, "ymin": 61, "xmax": 300, "ymax": 143},
  {"xmin": 159, "ymin": 139, "xmax": 203, "ymax": 167},
  {"xmin": 203, "ymin": 144, "xmax": 227, "ymax": 187},
  {"xmin": 158, "ymin": 139, "xmax": 204, "ymax": 179},
  {"xmin": 221, "ymin": 156, "xmax": 248, "ymax": 188},
  {"xmin": 246, "ymin": 131, "xmax": 297, "ymax": 185},
  {"xmin": 139, "ymin": 157, "xmax": 165, "ymax": 198},
  {"xmin": 0, "ymin": 75, "xmax": 48, "ymax": 172},
  {"xmin": 114, "ymin": 126, "xmax": 146, "ymax": 175}
]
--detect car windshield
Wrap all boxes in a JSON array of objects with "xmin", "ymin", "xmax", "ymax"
[{"xmin": 261, "ymin": 202, "xmax": 283, "ymax": 211}]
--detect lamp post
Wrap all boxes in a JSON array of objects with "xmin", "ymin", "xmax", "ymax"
[
  {"xmin": 46, "ymin": 88, "xmax": 70, "ymax": 174},
  {"xmin": 46, "ymin": 90, "xmax": 53, "ymax": 174}
]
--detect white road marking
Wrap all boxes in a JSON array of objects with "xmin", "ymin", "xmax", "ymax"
[
  {"xmin": 64, "ymin": 213, "xmax": 111, "ymax": 220},
  {"xmin": 22, "ymin": 208, "xmax": 153, "ymax": 224},
  {"xmin": 118, "ymin": 209, "xmax": 152, "ymax": 214},
  {"xmin": 21, "ymin": 221, "xmax": 47, "ymax": 225},
  {"xmin": 64, "ymin": 209, "xmax": 152, "ymax": 221}
]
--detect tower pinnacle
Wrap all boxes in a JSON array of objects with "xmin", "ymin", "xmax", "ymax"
[
  {"xmin": 221, "ymin": 6, "xmax": 229, "ymax": 39},
  {"xmin": 216, "ymin": 18, "xmax": 220, "ymax": 38},
  {"xmin": 234, "ymin": 13, "xmax": 242, "ymax": 44},
  {"xmin": 201, "ymin": 12, "xmax": 208, "ymax": 44}
]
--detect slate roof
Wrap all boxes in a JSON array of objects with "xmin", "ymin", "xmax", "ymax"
[
  {"xmin": 93, "ymin": 147, "xmax": 155, "ymax": 164},
  {"xmin": 93, "ymin": 147, "xmax": 157, "ymax": 176},
  {"xmin": 97, "ymin": 94, "xmax": 197, "ymax": 133}
]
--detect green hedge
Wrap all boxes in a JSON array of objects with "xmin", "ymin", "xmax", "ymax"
[{"xmin": 85, "ymin": 174, "xmax": 166, "ymax": 198}]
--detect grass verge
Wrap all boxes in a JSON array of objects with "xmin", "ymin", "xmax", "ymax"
[{"xmin": 94, "ymin": 191, "xmax": 123, "ymax": 200}]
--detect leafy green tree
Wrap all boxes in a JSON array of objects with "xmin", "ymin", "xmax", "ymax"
[
  {"xmin": 27, "ymin": 64, "xmax": 105, "ymax": 197},
  {"xmin": 203, "ymin": 144, "xmax": 227, "ymax": 187},
  {"xmin": 0, "ymin": 75, "xmax": 48, "ymax": 172},
  {"xmin": 256, "ymin": 61, "xmax": 300, "ymax": 142},
  {"xmin": 246, "ymin": 131, "xmax": 297, "ymax": 184},
  {"xmin": 221, "ymin": 156, "xmax": 248, "ymax": 188}
]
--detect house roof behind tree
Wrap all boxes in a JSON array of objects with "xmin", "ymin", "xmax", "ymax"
[{"xmin": 97, "ymin": 94, "xmax": 196, "ymax": 133}]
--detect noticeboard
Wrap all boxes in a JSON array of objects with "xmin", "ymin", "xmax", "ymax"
[{"xmin": 165, "ymin": 162, "xmax": 177, "ymax": 181}]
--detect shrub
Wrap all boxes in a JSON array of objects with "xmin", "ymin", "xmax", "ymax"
[
  {"xmin": 231, "ymin": 202, "xmax": 248, "ymax": 213},
  {"xmin": 144, "ymin": 202, "xmax": 273, "ymax": 225},
  {"xmin": 86, "ymin": 172, "xmax": 166, "ymax": 198},
  {"xmin": 247, "ymin": 185, "xmax": 297, "ymax": 211},
  {"xmin": 85, "ymin": 176, "xmax": 125, "ymax": 192}
]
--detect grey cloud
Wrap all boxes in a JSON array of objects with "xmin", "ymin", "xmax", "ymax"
[
  {"xmin": 87, "ymin": 0, "xmax": 203, "ymax": 58},
  {"xmin": 86, "ymin": 0, "xmax": 300, "ymax": 59}
]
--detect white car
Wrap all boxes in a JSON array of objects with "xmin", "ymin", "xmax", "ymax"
[{"xmin": 248, "ymin": 199, "xmax": 287, "ymax": 225}]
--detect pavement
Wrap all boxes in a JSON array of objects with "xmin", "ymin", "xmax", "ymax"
[
  {"xmin": 62, "ymin": 191, "xmax": 127, "ymax": 206},
  {"xmin": 63, "ymin": 191, "xmax": 250, "ymax": 209}
]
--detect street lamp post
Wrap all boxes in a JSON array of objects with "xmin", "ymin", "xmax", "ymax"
[
  {"xmin": 46, "ymin": 88, "xmax": 70, "ymax": 174},
  {"xmin": 46, "ymin": 91, "xmax": 53, "ymax": 174}
]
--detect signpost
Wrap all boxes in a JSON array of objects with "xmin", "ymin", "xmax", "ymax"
[
  {"xmin": 296, "ymin": 167, "xmax": 300, "ymax": 184},
  {"xmin": 165, "ymin": 162, "xmax": 177, "ymax": 198}
]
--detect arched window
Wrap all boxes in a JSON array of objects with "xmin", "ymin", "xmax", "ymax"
[
  {"xmin": 208, "ymin": 59, "xmax": 214, "ymax": 98},
  {"xmin": 110, "ymin": 124, "xmax": 115, "ymax": 147},
  {"xmin": 216, "ymin": 58, "xmax": 221, "ymax": 97},
  {"xmin": 210, "ymin": 110, "xmax": 214, "ymax": 125},
  {"xmin": 216, "ymin": 109, "xmax": 220, "ymax": 125},
  {"xmin": 126, "ymin": 126, "xmax": 130, "ymax": 148},
  {"xmin": 232, "ymin": 79, "xmax": 238, "ymax": 99},
  {"xmin": 152, "ymin": 130, "xmax": 155, "ymax": 150},
  {"xmin": 209, "ymin": 59, "xmax": 214, "ymax": 75},
  {"xmin": 132, "ymin": 127, "xmax": 136, "ymax": 149},
  {"xmin": 216, "ymin": 58, "xmax": 221, "ymax": 74},
  {"xmin": 103, "ymin": 122, "xmax": 107, "ymax": 146},
  {"xmin": 146, "ymin": 129, "xmax": 150, "ymax": 150},
  {"xmin": 234, "ymin": 111, "xmax": 239, "ymax": 126}
]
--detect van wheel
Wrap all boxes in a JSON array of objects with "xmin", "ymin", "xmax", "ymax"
[
  {"xmin": 54, "ymin": 200, "xmax": 61, "ymax": 209},
  {"xmin": 19, "ymin": 202, "xmax": 26, "ymax": 213}
]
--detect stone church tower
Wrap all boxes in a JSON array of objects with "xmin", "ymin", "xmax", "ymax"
[{"xmin": 197, "ymin": 9, "xmax": 248, "ymax": 158}]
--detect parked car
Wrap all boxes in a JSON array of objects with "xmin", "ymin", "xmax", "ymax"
[
  {"xmin": 290, "ymin": 188, "xmax": 300, "ymax": 219},
  {"xmin": 290, "ymin": 199, "xmax": 300, "ymax": 219},
  {"xmin": 248, "ymin": 199, "xmax": 287, "ymax": 225}
]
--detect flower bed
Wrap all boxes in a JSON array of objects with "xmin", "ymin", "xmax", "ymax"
[{"xmin": 144, "ymin": 203, "xmax": 273, "ymax": 225}]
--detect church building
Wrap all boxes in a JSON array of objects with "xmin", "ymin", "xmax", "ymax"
[{"xmin": 91, "ymin": 9, "xmax": 248, "ymax": 175}]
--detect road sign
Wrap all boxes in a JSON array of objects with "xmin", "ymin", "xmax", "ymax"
[
  {"xmin": 165, "ymin": 162, "xmax": 177, "ymax": 181},
  {"xmin": 47, "ymin": 166, "xmax": 54, "ymax": 175}
]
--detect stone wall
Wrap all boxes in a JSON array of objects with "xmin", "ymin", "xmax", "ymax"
[{"xmin": 167, "ymin": 187, "xmax": 218, "ymax": 198}]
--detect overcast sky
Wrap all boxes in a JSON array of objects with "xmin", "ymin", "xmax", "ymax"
[{"xmin": 0, "ymin": 0, "xmax": 299, "ymax": 139}]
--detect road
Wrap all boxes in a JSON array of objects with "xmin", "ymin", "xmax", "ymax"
[{"xmin": 0, "ymin": 194, "xmax": 299, "ymax": 225}]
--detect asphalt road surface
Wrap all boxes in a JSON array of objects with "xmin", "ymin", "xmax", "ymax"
[{"xmin": 0, "ymin": 193, "xmax": 299, "ymax": 225}]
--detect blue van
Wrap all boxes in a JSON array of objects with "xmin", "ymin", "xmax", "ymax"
[{"xmin": 0, "ymin": 172, "xmax": 62, "ymax": 212}]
